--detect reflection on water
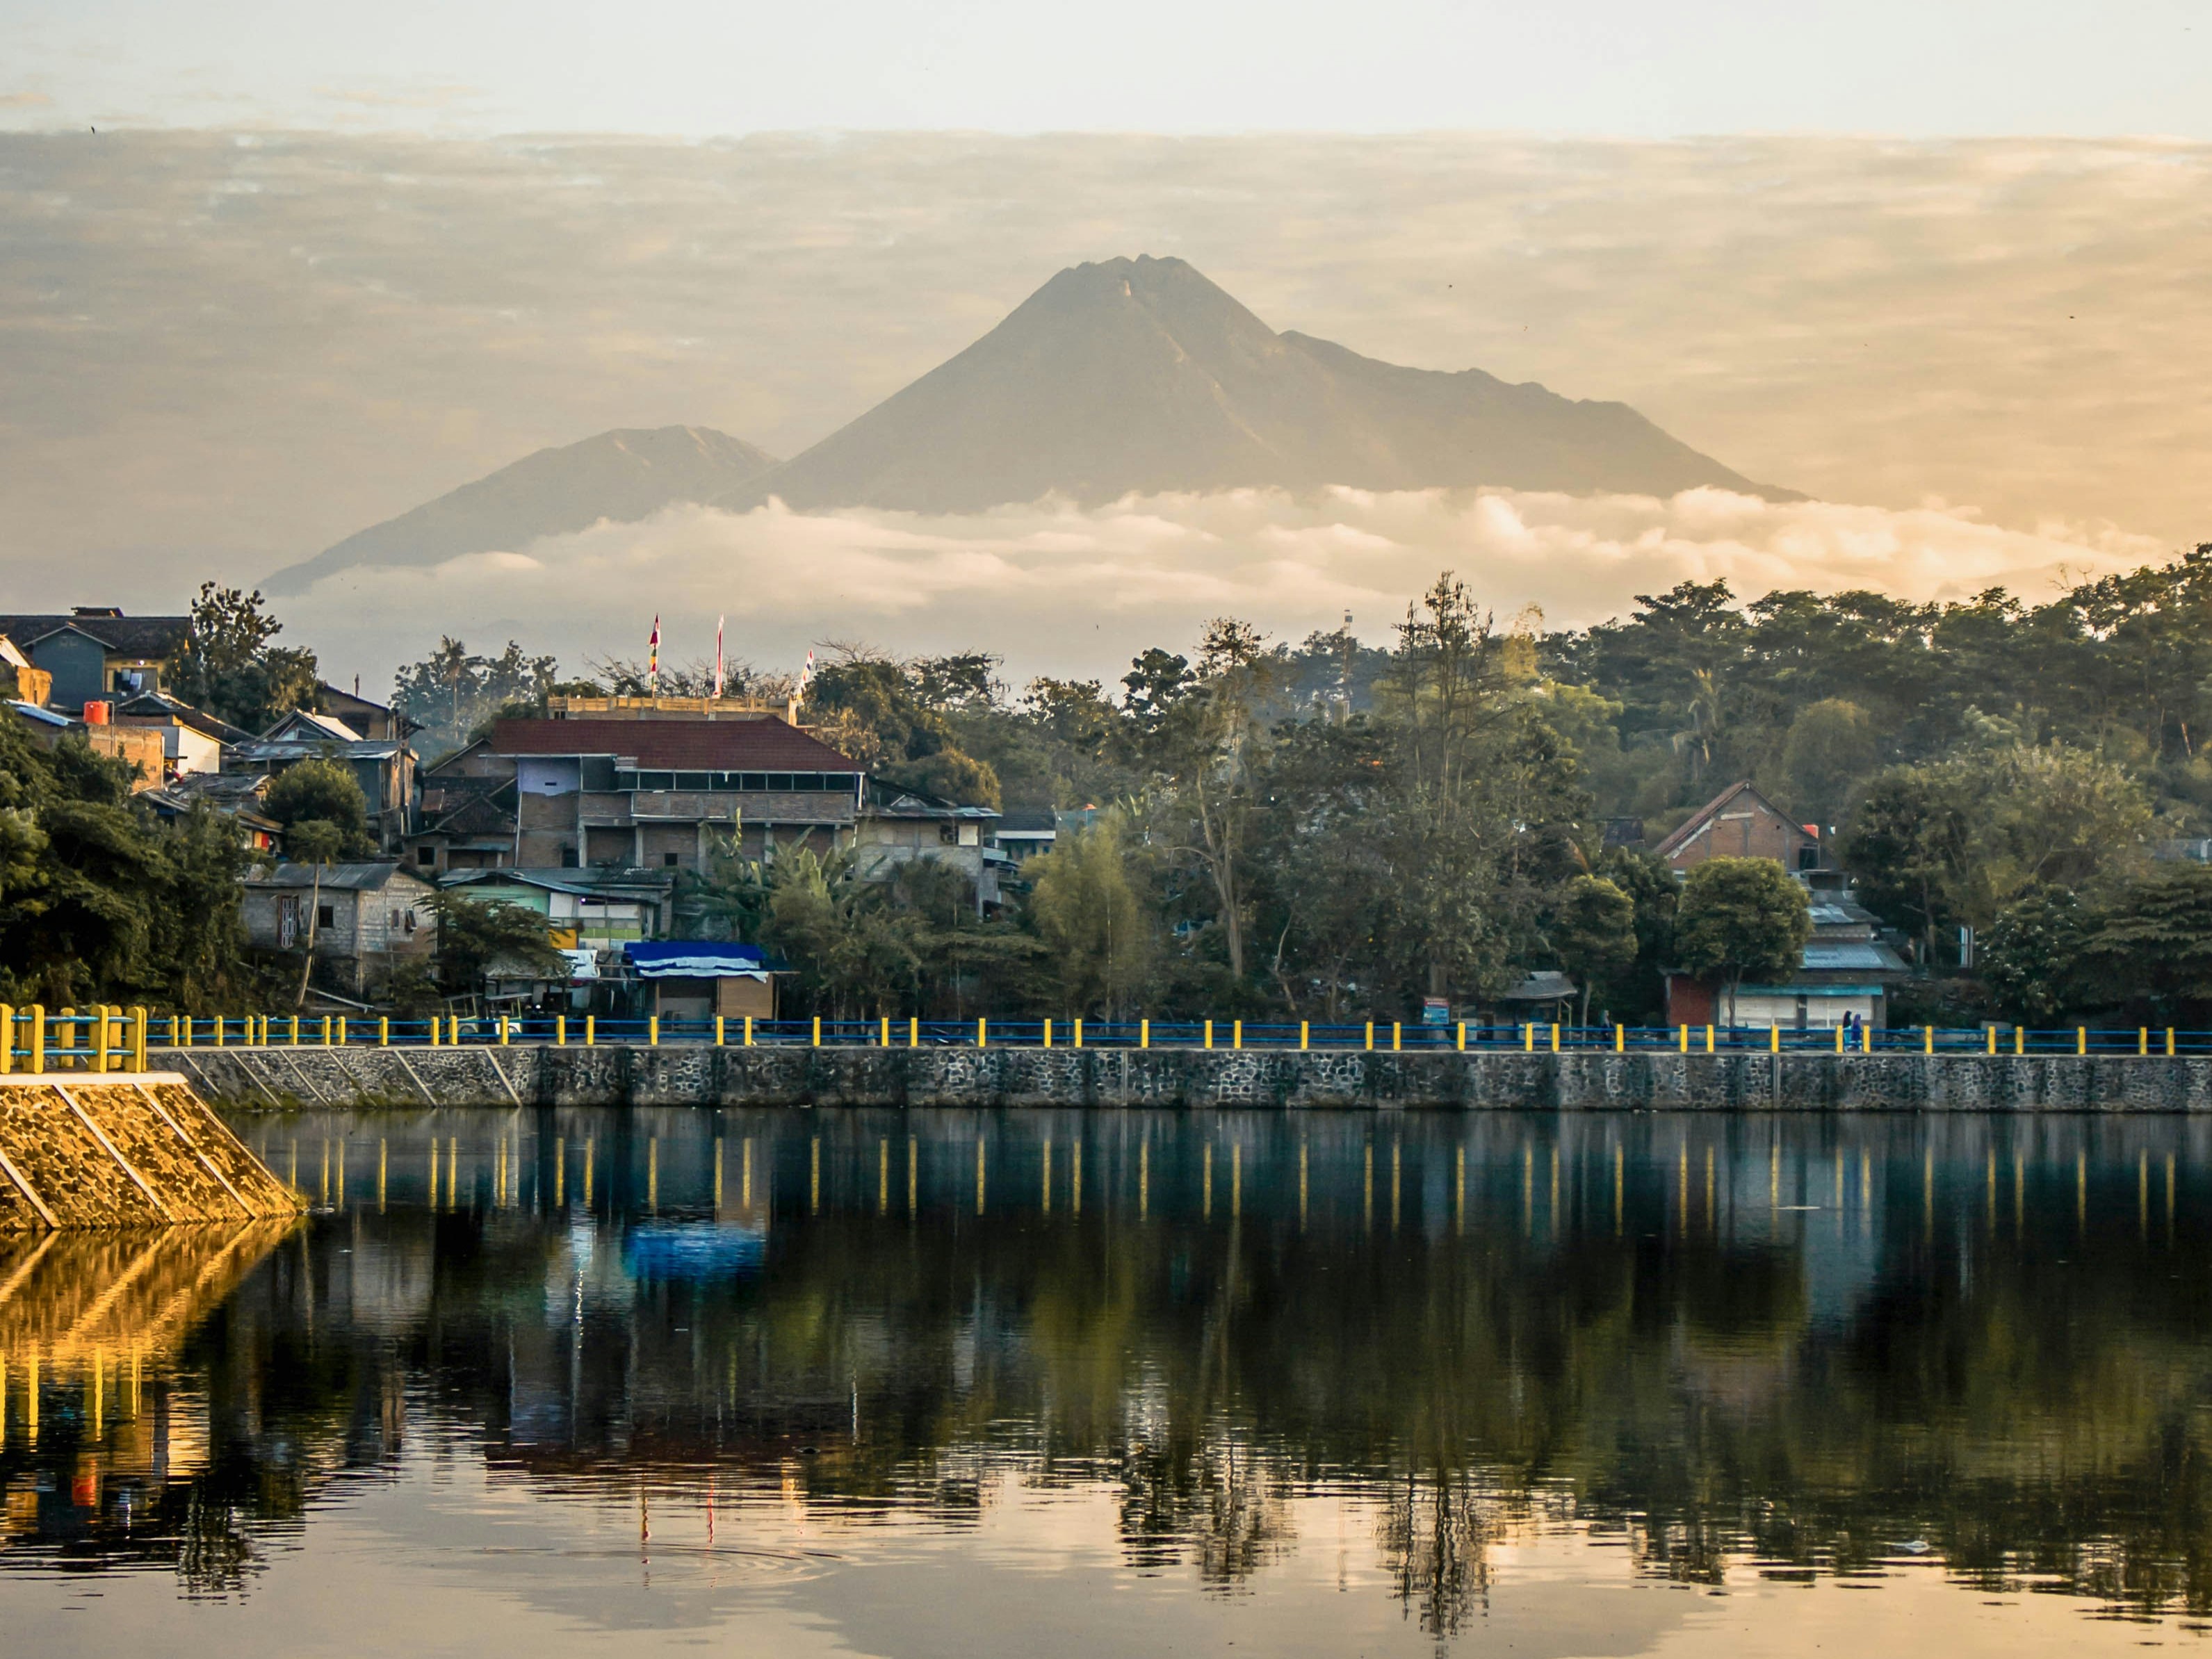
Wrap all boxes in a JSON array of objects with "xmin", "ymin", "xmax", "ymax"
[{"xmin": 5, "ymin": 1109, "xmax": 2212, "ymax": 1656}]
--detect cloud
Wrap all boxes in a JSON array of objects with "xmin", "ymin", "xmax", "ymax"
[
  {"xmin": 282, "ymin": 487, "xmax": 2165, "ymax": 691},
  {"xmin": 0, "ymin": 92, "xmax": 53, "ymax": 108}
]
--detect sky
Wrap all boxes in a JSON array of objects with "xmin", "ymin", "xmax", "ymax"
[
  {"xmin": 7, "ymin": 0, "xmax": 2212, "ymax": 138},
  {"xmin": 1, "ymin": 5, "xmax": 2207, "ymax": 691}
]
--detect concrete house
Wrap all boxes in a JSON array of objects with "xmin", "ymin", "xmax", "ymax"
[
  {"xmin": 439, "ymin": 866, "xmax": 674, "ymax": 949},
  {"xmin": 241, "ymin": 863, "xmax": 439, "ymax": 997},
  {"xmin": 0, "ymin": 608, "xmax": 192, "ymax": 713},
  {"xmin": 408, "ymin": 713, "xmax": 865, "ymax": 874},
  {"xmin": 224, "ymin": 724, "xmax": 417, "ymax": 853},
  {"xmin": 855, "ymin": 781, "xmax": 1006, "ymax": 907},
  {"xmin": 113, "ymin": 689, "xmax": 252, "ymax": 776}
]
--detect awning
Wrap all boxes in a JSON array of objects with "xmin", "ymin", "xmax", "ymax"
[{"xmin": 622, "ymin": 940, "xmax": 772, "ymax": 979}]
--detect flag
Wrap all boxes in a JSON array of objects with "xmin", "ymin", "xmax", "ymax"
[
  {"xmin": 801, "ymin": 648, "xmax": 815, "ymax": 695},
  {"xmin": 649, "ymin": 615, "xmax": 660, "ymax": 692},
  {"xmin": 713, "ymin": 614, "xmax": 725, "ymax": 699}
]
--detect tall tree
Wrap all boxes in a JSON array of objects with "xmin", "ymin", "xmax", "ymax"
[
  {"xmin": 1027, "ymin": 812, "xmax": 1150, "ymax": 1018},
  {"xmin": 1673, "ymin": 856, "xmax": 1812, "ymax": 1026},
  {"xmin": 165, "ymin": 583, "xmax": 320, "ymax": 732}
]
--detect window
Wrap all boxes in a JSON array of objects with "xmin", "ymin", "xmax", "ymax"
[
  {"xmin": 939, "ymin": 824, "xmax": 959, "ymax": 844},
  {"xmin": 389, "ymin": 908, "xmax": 401, "ymax": 929},
  {"xmin": 765, "ymin": 773, "xmax": 795, "ymax": 792},
  {"xmin": 676, "ymin": 771, "xmax": 711, "ymax": 791},
  {"xmin": 739, "ymin": 772, "xmax": 766, "ymax": 792},
  {"xmin": 663, "ymin": 851, "xmax": 681, "ymax": 868},
  {"xmin": 416, "ymin": 845, "xmax": 437, "ymax": 866},
  {"xmin": 317, "ymin": 904, "xmax": 336, "ymax": 929},
  {"xmin": 404, "ymin": 909, "xmax": 417, "ymax": 933},
  {"xmin": 560, "ymin": 844, "xmax": 580, "ymax": 868},
  {"xmin": 636, "ymin": 771, "xmax": 676, "ymax": 791}
]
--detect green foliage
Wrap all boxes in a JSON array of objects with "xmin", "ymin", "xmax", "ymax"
[
  {"xmin": 2077, "ymin": 863, "xmax": 2212, "ymax": 1018},
  {"xmin": 428, "ymin": 890, "xmax": 565, "ymax": 995},
  {"xmin": 804, "ymin": 649, "xmax": 1003, "ymax": 807},
  {"xmin": 1673, "ymin": 856, "xmax": 1813, "ymax": 1020},
  {"xmin": 1783, "ymin": 698, "xmax": 1877, "ymax": 833},
  {"xmin": 1981, "ymin": 887, "xmax": 2087, "ymax": 1025},
  {"xmin": 1552, "ymin": 875, "xmax": 1638, "ymax": 1024},
  {"xmin": 262, "ymin": 757, "xmax": 373, "ymax": 857},
  {"xmin": 1027, "ymin": 812, "xmax": 1150, "ymax": 1016},
  {"xmin": 0, "ymin": 715, "xmax": 250, "ymax": 1010},
  {"xmin": 390, "ymin": 637, "xmax": 560, "ymax": 759},
  {"xmin": 165, "ymin": 583, "xmax": 320, "ymax": 732}
]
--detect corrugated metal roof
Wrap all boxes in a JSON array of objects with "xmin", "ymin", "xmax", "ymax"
[
  {"xmin": 0, "ymin": 613, "xmax": 192, "ymax": 657},
  {"xmin": 1801, "ymin": 942, "xmax": 1909, "ymax": 972},
  {"xmin": 491, "ymin": 717, "xmax": 859, "ymax": 771},
  {"xmin": 245, "ymin": 862, "xmax": 428, "ymax": 892}
]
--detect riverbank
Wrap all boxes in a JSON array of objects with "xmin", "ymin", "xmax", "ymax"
[{"xmin": 153, "ymin": 1043, "xmax": 2212, "ymax": 1112}]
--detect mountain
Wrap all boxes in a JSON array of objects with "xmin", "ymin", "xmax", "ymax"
[
  {"xmin": 726, "ymin": 254, "xmax": 1789, "ymax": 512},
  {"xmin": 266, "ymin": 426, "xmax": 779, "ymax": 595}
]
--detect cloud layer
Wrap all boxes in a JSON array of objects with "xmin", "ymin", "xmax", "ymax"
[{"xmin": 284, "ymin": 487, "xmax": 2165, "ymax": 689}]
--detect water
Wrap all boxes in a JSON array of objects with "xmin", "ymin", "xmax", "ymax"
[{"xmin": 6, "ymin": 1108, "xmax": 2212, "ymax": 1657}]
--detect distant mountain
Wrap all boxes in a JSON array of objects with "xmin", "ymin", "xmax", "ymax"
[
  {"xmin": 266, "ymin": 426, "xmax": 778, "ymax": 595},
  {"xmin": 726, "ymin": 255, "xmax": 1790, "ymax": 512}
]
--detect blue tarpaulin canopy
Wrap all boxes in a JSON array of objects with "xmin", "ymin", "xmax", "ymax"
[{"xmin": 622, "ymin": 941, "xmax": 771, "ymax": 979}]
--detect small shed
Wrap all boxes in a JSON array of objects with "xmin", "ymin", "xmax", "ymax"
[
  {"xmin": 623, "ymin": 941, "xmax": 777, "ymax": 1022},
  {"xmin": 242, "ymin": 863, "xmax": 439, "ymax": 997}
]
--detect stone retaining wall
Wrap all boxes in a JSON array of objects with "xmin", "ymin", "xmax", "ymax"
[{"xmin": 153, "ymin": 1044, "xmax": 2212, "ymax": 1112}]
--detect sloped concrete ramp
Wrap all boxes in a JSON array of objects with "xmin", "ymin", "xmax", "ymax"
[{"xmin": 0, "ymin": 1074, "xmax": 299, "ymax": 1230}]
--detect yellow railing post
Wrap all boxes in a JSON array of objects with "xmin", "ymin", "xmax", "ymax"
[
  {"xmin": 1043, "ymin": 1018, "xmax": 1053, "ymax": 1049},
  {"xmin": 1203, "ymin": 1019, "xmax": 1213, "ymax": 1049},
  {"xmin": 1301, "ymin": 1020, "xmax": 1310, "ymax": 1052},
  {"xmin": 499, "ymin": 1015, "xmax": 510, "ymax": 1047},
  {"xmin": 585, "ymin": 1014, "xmax": 596, "ymax": 1046},
  {"xmin": 977, "ymin": 1017, "xmax": 987, "ymax": 1048},
  {"xmin": 1364, "ymin": 1020, "xmax": 1374, "ymax": 1052},
  {"xmin": 211, "ymin": 1013, "xmax": 223, "ymax": 1048},
  {"xmin": 336, "ymin": 1015, "xmax": 348, "ymax": 1045},
  {"xmin": 1834, "ymin": 1024, "xmax": 1844, "ymax": 1054},
  {"xmin": 879, "ymin": 1015, "xmax": 888, "ymax": 1047},
  {"xmin": 2139, "ymin": 1026, "xmax": 2148, "ymax": 1056},
  {"xmin": 1075, "ymin": 1018, "xmax": 1084, "ymax": 1049},
  {"xmin": 1680, "ymin": 1024, "xmax": 1691, "ymax": 1054},
  {"xmin": 646, "ymin": 1015, "xmax": 659, "ymax": 1045},
  {"xmin": 1392, "ymin": 1021, "xmax": 1402, "ymax": 1052},
  {"xmin": 1924, "ymin": 1025, "xmax": 1934, "ymax": 1056},
  {"xmin": 1705, "ymin": 1024, "xmax": 1715, "ymax": 1055},
  {"xmin": 1771, "ymin": 1024, "xmax": 1780, "ymax": 1054},
  {"xmin": 450, "ymin": 1014, "xmax": 461, "ymax": 1046},
  {"xmin": 2015, "ymin": 1026, "xmax": 2024, "ymax": 1055},
  {"xmin": 428, "ymin": 1013, "xmax": 439, "ymax": 1047},
  {"xmin": 92, "ymin": 1005, "xmax": 109, "ymax": 1074},
  {"xmin": 811, "ymin": 1015, "xmax": 820, "ymax": 1047},
  {"xmin": 2076, "ymin": 1027, "xmax": 2087, "ymax": 1056},
  {"xmin": 745, "ymin": 1015, "xmax": 754, "ymax": 1047},
  {"xmin": 2169, "ymin": 1027, "xmax": 2178, "ymax": 1057},
  {"xmin": 377, "ymin": 1015, "xmax": 389, "ymax": 1046},
  {"xmin": 289, "ymin": 1015, "xmax": 300, "ymax": 1046},
  {"xmin": 1456, "ymin": 1021, "xmax": 1465, "ymax": 1052},
  {"xmin": 1987, "ymin": 1026, "xmax": 1996, "ymax": 1055},
  {"xmin": 1523, "ymin": 1023, "xmax": 1534, "ymax": 1053},
  {"xmin": 1141, "ymin": 1018, "xmax": 1150, "ymax": 1049},
  {"xmin": 1616, "ymin": 1023, "xmax": 1625, "ymax": 1053},
  {"xmin": 554, "ymin": 1015, "xmax": 565, "ymax": 1047},
  {"xmin": 0, "ymin": 1003, "xmax": 10, "ymax": 1076},
  {"xmin": 28, "ymin": 1004, "xmax": 44, "ymax": 1074},
  {"xmin": 717, "ymin": 1015, "xmax": 726, "ymax": 1047},
  {"xmin": 1550, "ymin": 1022, "xmax": 1561, "ymax": 1054},
  {"xmin": 908, "ymin": 1015, "xmax": 917, "ymax": 1048},
  {"xmin": 1233, "ymin": 1019, "xmax": 1242, "ymax": 1050},
  {"xmin": 130, "ymin": 1006, "xmax": 147, "ymax": 1072}
]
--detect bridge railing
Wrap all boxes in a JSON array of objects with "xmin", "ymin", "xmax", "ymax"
[{"xmin": 0, "ymin": 1006, "xmax": 2181, "ymax": 1061}]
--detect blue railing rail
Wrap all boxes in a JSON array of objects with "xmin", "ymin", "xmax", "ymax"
[{"xmin": 7, "ymin": 1008, "xmax": 2189, "ymax": 1059}]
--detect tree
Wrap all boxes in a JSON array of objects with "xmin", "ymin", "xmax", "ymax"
[
  {"xmin": 1673, "ymin": 856, "xmax": 1812, "ymax": 1026},
  {"xmin": 2076, "ymin": 863, "xmax": 2212, "ymax": 1018},
  {"xmin": 263, "ymin": 758, "xmax": 373, "ymax": 857},
  {"xmin": 1783, "ymin": 698, "xmax": 1878, "ymax": 833},
  {"xmin": 1980, "ymin": 887, "xmax": 2087, "ymax": 1026},
  {"xmin": 165, "ymin": 583, "xmax": 320, "ymax": 731},
  {"xmin": 283, "ymin": 819, "xmax": 345, "ymax": 1009},
  {"xmin": 428, "ymin": 891, "xmax": 564, "ymax": 998},
  {"xmin": 390, "ymin": 637, "xmax": 560, "ymax": 759},
  {"xmin": 1027, "ymin": 813, "xmax": 1150, "ymax": 1017},
  {"xmin": 1553, "ymin": 874, "xmax": 1637, "ymax": 1026}
]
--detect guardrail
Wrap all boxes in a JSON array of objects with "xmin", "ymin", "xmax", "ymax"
[{"xmin": 5, "ymin": 1004, "xmax": 2210, "ymax": 1068}]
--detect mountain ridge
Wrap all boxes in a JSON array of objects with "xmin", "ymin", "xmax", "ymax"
[{"xmin": 272, "ymin": 256, "xmax": 1791, "ymax": 592}]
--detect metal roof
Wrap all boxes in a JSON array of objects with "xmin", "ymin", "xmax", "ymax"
[
  {"xmin": 491, "ymin": 717, "xmax": 859, "ymax": 771},
  {"xmin": 245, "ymin": 862, "xmax": 429, "ymax": 892},
  {"xmin": 0, "ymin": 612, "xmax": 192, "ymax": 657},
  {"xmin": 1801, "ymin": 942, "xmax": 1909, "ymax": 972}
]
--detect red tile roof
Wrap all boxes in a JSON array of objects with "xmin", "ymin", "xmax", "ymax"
[{"xmin": 489, "ymin": 717, "xmax": 861, "ymax": 770}]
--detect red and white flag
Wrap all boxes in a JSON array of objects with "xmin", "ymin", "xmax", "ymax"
[
  {"xmin": 648, "ymin": 615, "xmax": 660, "ymax": 691},
  {"xmin": 713, "ymin": 615, "xmax": 726, "ymax": 699}
]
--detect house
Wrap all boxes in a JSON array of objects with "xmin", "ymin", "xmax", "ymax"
[
  {"xmin": 315, "ymin": 680, "xmax": 418, "ymax": 742},
  {"xmin": 0, "ymin": 608, "xmax": 192, "ymax": 712},
  {"xmin": 855, "ymin": 781, "xmax": 1005, "ymax": 906},
  {"xmin": 409, "ymin": 775, "xmax": 521, "ymax": 874},
  {"xmin": 224, "ymin": 729, "xmax": 416, "ymax": 853},
  {"xmin": 112, "ymin": 689, "xmax": 251, "ymax": 776},
  {"xmin": 438, "ymin": 866, "xmax": 675, "ymax": 949},
  {"xmin": 9, "ymin": 699, "xmax": 167, "ymax": 789},
  {"xmin": 1665, "ymin": 879, "xmax": 1909, "ymax": 1029},
  {"xmin": 624, "ymin": 940, "xmax": 777, "ymax": 1022},
  {"xmin": 992, "ymin": 807, "xmax": 1059, "ymax": 862},
  {"xmin": 0, "ymin": 637, "xmax": 53, "ymax": 707},
  {"xmin": 1652, "ymin": 781, "xmax": 1822, "ymax": 875},
  {"xmin": 143, "ymin": 769, "xmax": 284, "ymax": 851},
  {"xmin": 407, "ymin": 714, "xmax": 865, "ymax": 874},
  {"xmin": 241, "ymin": 863, "xmax": 439, "ymax": 998}
]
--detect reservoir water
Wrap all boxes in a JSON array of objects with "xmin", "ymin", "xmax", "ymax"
[{"xmin": 5, "ymin": 1107, "xmax": 2212, "ymax": 1656}]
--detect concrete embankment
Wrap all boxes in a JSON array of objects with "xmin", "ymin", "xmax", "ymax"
[
  {"xmin": 153, "ymin": 1044, "xmax": 2212, "ymax": 1113},
  {"xmin": 0, "ymin": 1074, "xmax": 301, "ymax": 1229}
]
